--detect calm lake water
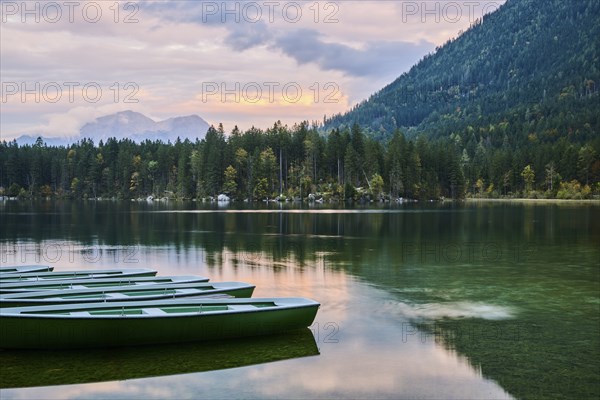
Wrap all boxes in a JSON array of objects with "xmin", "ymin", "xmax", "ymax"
[{"xmin": 0, "ymin": 200, "xmax": 598, "ymax": 399}]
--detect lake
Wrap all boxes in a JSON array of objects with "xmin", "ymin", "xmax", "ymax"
[{"xmin": 0, "ymin": 200, "xmax": 598, "ymax": 399}]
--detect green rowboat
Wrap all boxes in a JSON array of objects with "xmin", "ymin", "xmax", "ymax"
[
  {"xmin": 0, "ymin": 297, "xmax": 320, "ymax": 349},
  {"xmin": 0, "ymin": 282, "xmax": 255, "ymax": 307},
  {"xmin": 0, "ymin": 265, "xmax": 54, "ymax": 274},
  {"xmin": 0, "ymin": 268, "xmax": 157, "ymax": 283},
  {"xmin": 0, "ymin": 275, "xmax": 209, "ymax": 294}
]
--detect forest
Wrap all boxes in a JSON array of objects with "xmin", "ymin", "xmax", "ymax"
[{"xmin": 1, "ymin": 119, "xmax": 599, "ymax": 202}]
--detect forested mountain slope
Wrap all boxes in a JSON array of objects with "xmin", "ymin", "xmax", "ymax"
[{"xmin": 325, "ymin": 0, "xmax": 599, "ymax": 141}]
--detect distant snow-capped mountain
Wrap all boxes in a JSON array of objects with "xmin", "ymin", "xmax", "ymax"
[{"xmin": 11, "ymin": 111, "xmax": 210, "ymax": 146}]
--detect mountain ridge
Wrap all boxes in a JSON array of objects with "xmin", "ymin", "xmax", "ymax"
[{"xmin": 11, "ymin": 111, "xmax": 210, "ymax": 146}]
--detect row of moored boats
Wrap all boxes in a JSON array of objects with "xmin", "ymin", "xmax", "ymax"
[{"xmin": 0, "ymin": 265, "xmax": 319, "ymax": 350}]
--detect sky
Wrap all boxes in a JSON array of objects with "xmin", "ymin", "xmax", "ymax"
[{"xmin": 0, "ymin": 0, "xmax": 506, "ymax": 140}]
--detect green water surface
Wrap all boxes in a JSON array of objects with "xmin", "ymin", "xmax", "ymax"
[{"xmin": 0, "ymin": 200, "xmax": 598, "ymax": 399}]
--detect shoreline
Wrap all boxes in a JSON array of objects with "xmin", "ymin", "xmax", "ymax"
[
  {"xmin": 2, "ymin": 196, "xmax": 600, "ymax": 205},
  {"xmin": 465, "ymin": 198, "xmax": 600, "ymax": 205}
]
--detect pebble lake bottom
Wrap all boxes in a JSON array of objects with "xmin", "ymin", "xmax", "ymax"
[{"xmin": 0, "ymin": 200, "xmax": 598, "ymax": 399}]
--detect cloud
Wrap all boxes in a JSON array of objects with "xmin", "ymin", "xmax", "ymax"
[
  {"xmin": 145, "ymin": 2, "xmax": 434, "ymax": 77},
  {"xmin": 223, "ymin": 20, "xmax": 272, "ymax": 51},
  {"xmin": 274, "ymin": 29, "xmax": 434, "ymax": 78}
]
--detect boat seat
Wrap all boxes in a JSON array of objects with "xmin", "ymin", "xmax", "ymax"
[
  {"xmin": 227, "ymin": 305, "xmax": 257, "ymax": 311},
  {"xmin": 143, "ymin": 308, "xmax": 168, "ymax": 315},
  {"xmin": 177, "ymin": 288, "xmax": 203, "ymax": 294},
  {"xmin": 106, "ymin": 293, "xmax": 129, "ymax": 299},
  {"xmin": 199, "ymin": 294, "xmax": 233, "ymax": 299}
]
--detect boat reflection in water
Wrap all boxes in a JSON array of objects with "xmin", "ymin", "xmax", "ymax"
[{"xmin": 0, "ymin": 328, "xmax": 319, "ymax": 389}]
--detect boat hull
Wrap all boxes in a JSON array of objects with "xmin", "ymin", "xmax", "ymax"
[
  {"xmin": 0, "ymin": 275, "xmax": 209, "ymax": 294},
  {"xmin": 0, "ymin": 282, "xmax": 255, "ymax": 307},
  {"xmin": 0, "ymin": 268, "xmax": 158, "ymax": 283},
  {"xmin": 0, "ymin": 265, "xmax": 54, "ymax": 274},
  {"xmin": 0, "ymin": 298, "xmax": 319, "ymax": 349}
]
